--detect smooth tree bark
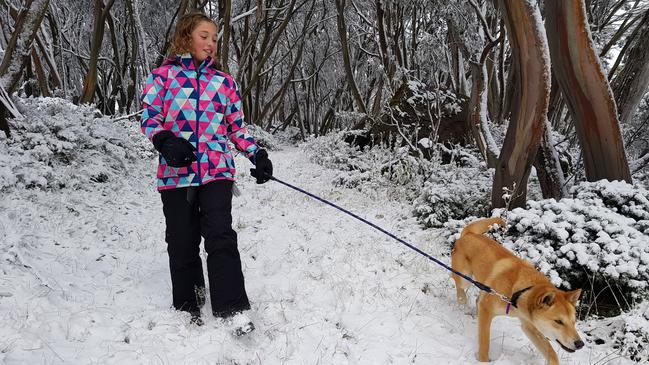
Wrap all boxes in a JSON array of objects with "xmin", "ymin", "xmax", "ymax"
[
  {"xmin": 218, "ymin": 0, "xmax": 232, "ymax": 72},
  {"xmin": 0, "ymin": 0, "xmax": 50, "ymax": 93},
  {"xmin": 491, "ymin": 0, "xmax": 551, "ymax": 209},
  {"xmin": 376, "ymin": 0, "xmax": 395, "ymax": 88},
  {"xmin": 545, "ymin": 0, "xmax": 631, "ymax": 183},
  {"xmin": 468, "ymin": 61, "xmax": 499, "ymax": 168},
  {"xmin": 124, "ymin": 0, "xmax": 141, "ymax": 112},
  {"xmin": 240, "ymin": 0, "xmax": 299, "ymax": 99},
  {"xmin": 79, "ymin": 0, "xmax": 116, "ymax": 104},
  {"xmin": 30, "ymin": 46, "xmax": 50, "ymax": 96},
  {"xmin": 534, "ymin": 119, "xmax": 568, "ymax": 199},
  {"xmin": 335, "ymin": 0, "xmax": 366, "ymax": 114},
  {"xmin": 0, "ymin": 83, "xmax": 22, "ymax": 137},
  {"xmin": 258, "ymin": 0, "xmax": 316, "ymax": 128},
  {"xmin": 0, "ymin": 0, "xmax": 49, "ymax": 137},
  {"xmin": 467, "ymin": 0, "xmax": 500, "ymax": 168},
  {"xmin": 611, "ymin": 8, "xmax": 649, "ymax": 127},
  {"xmin": 154, "ymin": 0, "xmax": 191, "ymax": 67},
  {"xmin": 534, "ymin": 76, "xmax": 568, "ymax": 200}
]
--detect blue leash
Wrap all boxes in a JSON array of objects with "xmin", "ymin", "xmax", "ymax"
[{"xmin": 268, "ymin": 175, "xmax": 512, "ymax": 304}]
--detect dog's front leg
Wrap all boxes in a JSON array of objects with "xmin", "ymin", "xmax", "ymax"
[
  {"xmin": 520, "ymin": 320, "xmax": 559, "ymax": 365},
  {"xmin": 477, "ymin": 295, "xmax": 495, "ymax": 362}
]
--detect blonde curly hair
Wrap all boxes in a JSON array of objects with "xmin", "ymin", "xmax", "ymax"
[{"xmin": 169, "ymin": 12, "xmax": 218, "ymax": 56}]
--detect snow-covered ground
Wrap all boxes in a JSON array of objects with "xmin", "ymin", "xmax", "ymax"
[{"xmin": 0, "ymin": 99, "xmax": 639, "ymax": 364}]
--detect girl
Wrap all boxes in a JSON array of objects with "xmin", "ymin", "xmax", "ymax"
[{"xmin": 140, "ymin": 12, "xmax": 272, "ymax": 334}]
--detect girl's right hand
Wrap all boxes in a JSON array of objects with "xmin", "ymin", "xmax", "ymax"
[{"xmin": 160, "ymin": 137, "xmax": 197, "ymax": 167}]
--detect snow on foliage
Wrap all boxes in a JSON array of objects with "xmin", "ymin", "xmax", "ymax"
[
  {"xmin": 303, "ymin": 131, "xmax": 490, "ymax": 214},
  {"xmin": 0, "ymin": 97, "xmax": 150, "ymax": 192},
  {"xmin": 412, "ymin": 163, "xmax": 492, "ymax": 228},
  {"xmin": 246, "ymin": 124, "xmax": 282, "ymax": 151},
  {"xmin": 501, "ymin": 181, "xmax": 649, "ymax": 294},
  {"xmin": 305, "ymin": 131, "xmax": 494, "ymax": 227},
  {"xmin": 583, "ymin": 300, "xmax": 649, "ymax": 363},
  {"xmin": 405, "ymin": 80, "xmax": 463, "ymax": 116}
]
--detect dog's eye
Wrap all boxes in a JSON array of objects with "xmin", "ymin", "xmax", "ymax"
[{"xmin": 554, "ymin": 320, "xmax": 564, "ymax": 325}]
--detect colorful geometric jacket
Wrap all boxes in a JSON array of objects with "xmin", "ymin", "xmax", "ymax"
[{"xmin": 140, "ymin": 54, "xmax": 259, "ymax": 190}]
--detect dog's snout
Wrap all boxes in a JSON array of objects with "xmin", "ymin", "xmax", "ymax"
[{"xmin": 574, "ymin": 340, "xmax": 584, "ymax": 349}]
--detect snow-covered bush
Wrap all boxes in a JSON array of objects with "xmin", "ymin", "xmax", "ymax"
[
  {"xmin": 306, "ymin": 132, "xmax": 494, "ymax": 223},
  {"xmin": 304, "ymin": 131, "xmax": 396, "ymax": 193},
  {"xmin": 0, "ymin": 97, "xmax": 149, "ymax": 192},
  {"xmin": 584, "ymin": 301, "xmax": 649, "ymax": 363},
  {"xmin": 246, "ymin": 124, "xmax": 282, "ymax": 151},
  {"xmin": 412, "ymin": 162, "xmax": 492, "ymax": 228},
  {"xmin": 304, "ymin": 131, "xmax": 366, "ymax": 171},
  {"xmin": 612, "ymin": 302, "xmax": 649, "ymax": 362},
  {"xmin": 305, "ymin": 131, "xmax": 432, "ymax": 194}
]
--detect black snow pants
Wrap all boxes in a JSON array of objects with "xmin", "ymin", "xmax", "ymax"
[{"xmin": 159, "ymin": 180, "xmax": 250, "ymax": 317}]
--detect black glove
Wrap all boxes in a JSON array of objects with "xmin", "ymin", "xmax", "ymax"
[
  {"xmin": 250, "ymin": 149, "xmax": 273, "ymax": 184},
  {"xmin": 152, "ymin": 131, "xmax": 197, "ymax": 168}
]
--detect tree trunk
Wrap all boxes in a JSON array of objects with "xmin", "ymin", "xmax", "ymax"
[
  {"xmin": 468, "ymin": 61, "xmax": 498, "ymax": 167},
  {"xmin": 545, "ymin": 0, "xmax": 631, "ymax": 183},
  {"xmin": 105, "ymin": 10, "xmax": 123, "ymax": 114},
  {"xmin": 492, "ymin": 0, "xmax": 551, "ymax": 209},
  {"xmin": 31, "ymin": 47, "xmax": 50, "ymax": 96},
  {"xmin": 0, "ymin": 0, "xmax": 50, "ymax": 93},
  {"xmin": 447, "ymin": 19, "xmax": 470, "ymax": 96},
  {"xmin": 534, "ymin": 119, "xmax": 567, "ymax": 199},
  {"xmin": 124, "ymin": 0, "xmax": 140, "ymax": 112},
  {"xmin": 336, "ymin": 0, "xmax": 366, "ymax": 114},
  {"xmin": 80, "ymin": 0, "xmax": 115, "ymax": 105},
  {"xmin": 218, "ymin": 0, "xmax": 232, "ymax": 72},
  {"xmin": 611, "ymin": 9, "xmax": 649, "ymax": 127},
  {"xmin": 0, "ymin": 83, "xmax": 22, "ymax": 137},
  {"xmin": 154, "ymin": 0, "xmax": 190, "ymax": 67},
  {"xmin": 535, "ymin": 74, "xmax": 568, "ymax": 199},
  {"xmin": 2, "ymin": 2, "xmax": 63, "ymax": 92},
  {"xmin": 241, "ymin": 0, "xmax": 298, "ymax": 99}
]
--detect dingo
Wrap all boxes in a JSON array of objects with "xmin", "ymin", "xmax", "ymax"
[{"xmin": 451, "ymin": 218, "xmax": 584, "ymax": 365}]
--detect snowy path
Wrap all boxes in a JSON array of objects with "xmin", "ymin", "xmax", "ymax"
[{"xmin": 0, "ymin": 146, "xmax": 631, "ymax": 364}]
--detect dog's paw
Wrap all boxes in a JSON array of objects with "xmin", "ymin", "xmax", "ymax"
[{"xmin": 476, "ymin": 352, "xmax": 491, "ymax": 362}]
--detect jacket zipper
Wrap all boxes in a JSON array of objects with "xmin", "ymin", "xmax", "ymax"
[{"xmin": 195, "ymin": 67, "xmax": 201, "ymax": 183}]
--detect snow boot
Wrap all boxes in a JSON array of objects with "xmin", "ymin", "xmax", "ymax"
[
  {"xmin": 226, "ymin": 311, "xmax": 255, "ymax": 336},
  {"xmin": 189, "ymin": 310, "xmax": 204, "ymax": 326}
]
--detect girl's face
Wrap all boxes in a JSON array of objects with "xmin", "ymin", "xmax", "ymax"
[{"xmin": 190, "ymin": 21, "xmax": 218, "ymax": 63}]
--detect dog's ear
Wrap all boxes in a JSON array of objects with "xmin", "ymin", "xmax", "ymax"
[
  {"xmin": 539, "ymin": 291, "xmax": 556, "ymax": 307},
  {"xmin": 565, "ymin": 289, "xmax": 582, "ymax": 305}
]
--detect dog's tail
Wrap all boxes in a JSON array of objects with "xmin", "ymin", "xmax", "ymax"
[{"xmin": 460, "ymin": 217, "xmax": 506, "ymax": 238}]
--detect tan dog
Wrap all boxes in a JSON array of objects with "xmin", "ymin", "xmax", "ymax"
[{"xmin": 451, "ymin": 218, "xmax": 584, "ymax": 365}]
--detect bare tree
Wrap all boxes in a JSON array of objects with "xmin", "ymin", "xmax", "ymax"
[
  {"xmin": 0, "ymin": 0, "xmax": 50, "ymax": 93},
  {"xmin": 491, "ymin": 0, "xmax": 551, "ymax": 208},
  {"xmin": 611, "ymin": 8, "xmax": 649, "ymax": 127},
  {"xmin": 218, "ymin": 0, "xmax": 232, "ymax": 72},
  {"xmin": 335, "ymin": 0, "xmax": 366, "ymax": 114},
  {"xmin": 545, "ymin": 0, "xmax": 631, "ymax": 183},
  {"xmin": 79, "ymin": 0, "xmax": 115, "ymax": 105}
]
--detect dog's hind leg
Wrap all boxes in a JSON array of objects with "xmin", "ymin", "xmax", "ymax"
[
  {"xmin": 520, "ymin": 320, "xmax": 559, "ymax": 365},
  {"xmin": 451, "ymin": 248, "xmax": 470, "ymax": 305}
]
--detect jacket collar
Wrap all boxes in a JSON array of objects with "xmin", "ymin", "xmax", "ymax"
[{"xmin": 164, "ymin": 53, "xmax": 215, "ymax": 73}]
